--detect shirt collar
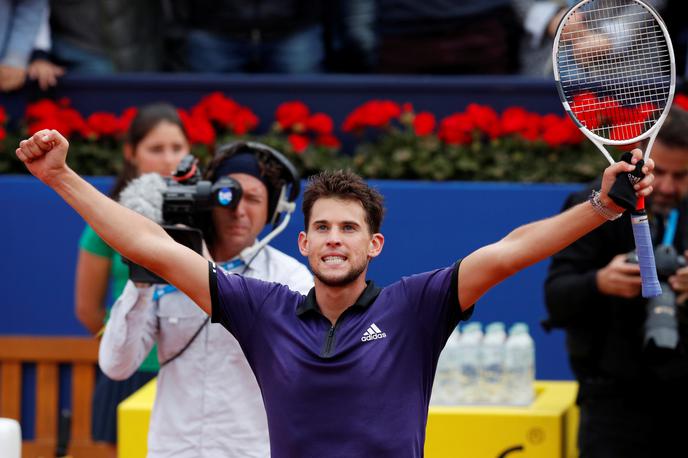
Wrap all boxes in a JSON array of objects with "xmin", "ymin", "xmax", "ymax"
[{"xmin": 296, "ymin": 280, "xmax": 382, "ymax": 317}]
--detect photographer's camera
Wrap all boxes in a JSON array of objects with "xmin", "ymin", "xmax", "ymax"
[{"xmin": 628, "ymin": 245, "xmax": 686, "ymax": 350}]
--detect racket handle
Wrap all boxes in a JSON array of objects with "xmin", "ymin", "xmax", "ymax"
[{"xmin": 631, "ymin": 211, "xmax": 662, "ymax": 298}]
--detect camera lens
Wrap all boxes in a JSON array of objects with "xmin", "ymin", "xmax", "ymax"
[
  {"xmin": 644, "ymin": 285, "xmax": 679, "ymax": 350},
  {"xmin": 211, "ymin": 177, "xmax": 243, "ymax": 210}
]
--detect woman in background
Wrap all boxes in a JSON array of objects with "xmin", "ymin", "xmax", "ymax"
[{"xmin": 74, "ymin": 102, "xmax": 190, "ymax": 456}]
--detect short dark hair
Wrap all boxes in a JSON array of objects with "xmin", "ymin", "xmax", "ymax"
[
  {"xmin": 656, "ymin": 105, "xmax": 688, "ymax": 150},
  {"xmin": 302, "ymin": 170, "xmax": 385, "ymax": 234}
]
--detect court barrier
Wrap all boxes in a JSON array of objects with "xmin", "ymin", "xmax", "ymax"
[{"xmin": 0, "ymin": 336, "xmax": 110, "ymax": 458}]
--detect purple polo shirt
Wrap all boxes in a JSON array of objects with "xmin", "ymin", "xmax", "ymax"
[{"xmin": 210, "ymin": 260, "xmax": 472, "ymax": 457}]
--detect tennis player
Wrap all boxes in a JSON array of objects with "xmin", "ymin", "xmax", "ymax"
[{"xmin": 16, "ymin": 129, "xmax": 654, "ymax": 457}]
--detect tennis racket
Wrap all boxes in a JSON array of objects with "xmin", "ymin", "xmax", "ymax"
[{"xmin": 552, "ymin": 0, "xmax": 675, "ymax": 298}]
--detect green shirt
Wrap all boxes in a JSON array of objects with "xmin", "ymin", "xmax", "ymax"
[{"xmin": 79, "ymin": 225, "xmax": 159, "ymax": 373}]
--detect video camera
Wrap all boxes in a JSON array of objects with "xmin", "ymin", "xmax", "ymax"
[
  {"xmin": 124, "ymin": 155, "xmax": 244, "ymax": 284},
  {"xmin": 162, "ymin": 155, "xmax": 243, "ymax": 227}
]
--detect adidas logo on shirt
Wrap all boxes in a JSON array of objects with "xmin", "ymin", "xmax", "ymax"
[{"xmin": 361, "ymin": 323, "xmax": 387, "ymax": 342}]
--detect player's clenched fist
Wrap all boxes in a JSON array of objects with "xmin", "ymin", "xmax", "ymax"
[{"xmin": 15, "ymin": 129, "xmax": 70, "ymax": 185}]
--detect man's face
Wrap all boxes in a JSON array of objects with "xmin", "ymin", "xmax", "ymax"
[
  {"xmin": 211, "ymin": 173, "xmax": 268, "ymax": 254},
  {"xmin": 649, "ymin": 141, "xmax": 688, "ymax": 215},
  {"xmin": 298, "ymin": 197, "xmax": 383, "ymax": 287}
]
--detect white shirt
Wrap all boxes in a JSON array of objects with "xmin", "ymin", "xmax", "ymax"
[{"xmin": 99, "ymin": 245, "xmax": 313, "ymax": 458}]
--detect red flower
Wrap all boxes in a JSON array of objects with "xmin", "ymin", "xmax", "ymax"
[
  {"xmin": 412, "ymin": 112, "xmax": 436, "ymax": 136},
  {"xmin": 610, "ymin": 121, "xmax": 644, "ymax": 141},
  {"xmin": 342, "ymin": 100, "xmax": 401, "ymax": 132},
  {"xmin": 305, "ymin": 113, "xmax": 334, "ymax": 135},
  {"xmin": 25, "ymin": 99, "xmax": 60, "ymax": 121},
  {"xmin": 402, "ymin": 103, "xmax": 414, "ymax": 113},
  {"xmin": 438, "ymin": 113, "xmax": 473, "ymax": 145},
  {"xmin": 0, "ymin": 126, "xmax": 5, "ymax": 141},
  {"xmin": 87, "ymin": 112, "xmax": 121, "ymax": 138},
  {"xmin": 61, "ymin": 108, "xmax": 90, "ymax": 138},
  {"xmin": 231, "ymin": 107, "xmax": 259, "ymax": 135},
  {"xmin": 570, "ymin": 92, "xmax": 601, "ymax": 131},
  {"xmin": 288, "ymin": 134, "xmax": 310, "ymax": 153},
  {"xmin": 28, "ymin": 116, "xmax": 69, "ymax": 137},
  {"xmin": 501, "ymin": 107, "xmax": 529, "ymax": 136},
  {"xmin": 276, "ymin": 101, "xmax": 310, "ymax": 130},
  {"xmin": 520, "ymin": 114, "xmax": 542, "ymax": 142},
  {"xmin": 675, "ymin": 93, "xmax": 688, "ymax": 112},
  {"xmin": 195, "ymin": 92, "xmax": 241, "ymax": 127},
  {"xmin": 466, "ymin": 103, "xmax": 500, "ymax": 138},
  {"xmin": 542, "ymin": 114, "xmax": 584, "ymax": 146},
  {"xmin": 118, "ymin": 107, "xmax": 138, "ymax": 135},
  {"xmin": 0, "ymin": 106, "xmax": 6, "ymax": 125},
  {"xmin": 637, "ymin": 102, "xmax": 658, "ymax": 122},
  {"xmin": 315, "ymin": 134, "xmax": 341, "ymax": 149},
  {"xmin": 178, "ymin": 109, "xmax": 216, "ymax": 146}
]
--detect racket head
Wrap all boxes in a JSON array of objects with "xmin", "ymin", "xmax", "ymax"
[{"xmin": 552, "ymin": 0, "xmax": 676, "ymax": 147}]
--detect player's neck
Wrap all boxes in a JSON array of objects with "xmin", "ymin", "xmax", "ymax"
[{"xmin": 314, "ymin": 276, "xmax": 368, "ymax": 325}]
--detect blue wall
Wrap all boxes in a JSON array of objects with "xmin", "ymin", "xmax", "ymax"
[{"xmin": 1, "ymin": 175, "xmax": 582, "ymax": 380}]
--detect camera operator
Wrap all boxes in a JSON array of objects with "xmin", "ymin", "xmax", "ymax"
[
  {"xmin": 544, "ymin": 105, "xmax": 688, "ymax": 458},
  {"xmin": 98, "ymin": 142, "xmax": 313, "ymax": 458}
]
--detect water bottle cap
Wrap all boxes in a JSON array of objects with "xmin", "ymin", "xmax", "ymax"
[
  {"xmin": 486, "ymin": 322, "xmax": 505, "ymax": 333},
  {"xmin": 509, "ymin": 322, "xmax": 529, "ymax": 335},
  {"xmin": 462, "ymin": 322, "xmax": 482, "ymax": 333}
]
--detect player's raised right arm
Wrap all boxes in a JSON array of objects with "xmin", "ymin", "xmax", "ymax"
[{"xmin": 16, "ymin": 129, "xmax": 211, "ymax": 314}]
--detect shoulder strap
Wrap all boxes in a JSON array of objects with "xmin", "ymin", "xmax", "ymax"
[{"xmin": 158, "ymin": 317, "xmax": 210, "ymax": 368}]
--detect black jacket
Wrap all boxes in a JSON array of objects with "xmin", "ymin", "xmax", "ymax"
[
  {"xmin": 187, "ymin": 0, "xmax": 322, "ymax": 40},
  {"xmin": 50, "ymin": 0, "xmax": 165, "ymax": 71},
  {"xmin": 544, "ymin": 182, "xmax": 688, "ymax": 399}
]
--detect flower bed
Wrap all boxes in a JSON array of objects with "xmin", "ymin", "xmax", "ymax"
[{"xmin": 3, "ymin": 92, "xmax": 686, "ymax": 182}]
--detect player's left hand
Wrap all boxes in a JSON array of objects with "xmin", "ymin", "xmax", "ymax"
[{"xmin": 599, "ymin": 148, "xmax": 654, "ymax": 213}]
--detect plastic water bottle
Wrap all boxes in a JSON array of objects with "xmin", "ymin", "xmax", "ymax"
[
  {"xmin": 457, "ymin": 322, "xmax": 483, "ymax": 404},
  {"xmin": 480, "ymin": 322, "xmax": 507, "ymax": 404},
  {"xmin": 505, "ymin": 322, "xmax": 535, "ymax": 406},
  {"xmin": 431, "ymin": 327, "xmax": 461, "ymax": 405}
]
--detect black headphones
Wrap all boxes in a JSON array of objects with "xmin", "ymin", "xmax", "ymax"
[{"xmin": 209, "ymin": 141, "xmax": 300, "ymax": 226}]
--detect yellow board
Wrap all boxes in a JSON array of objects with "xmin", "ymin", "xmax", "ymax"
[
  {"xmin": 118, "ymin": 379, "xmax": 578, "ymax": 458},
  {"xmin": 425, "ymin": 381, "xmax": 579, "ymax": 458},
  {"xmin": 117, "ymin": 378, "xmax": 156, "ymax": 458}
]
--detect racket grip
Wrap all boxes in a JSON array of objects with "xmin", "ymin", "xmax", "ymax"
[{"xmin": 631, "ymin": 211, "xmax": 662, "ymax": 298}]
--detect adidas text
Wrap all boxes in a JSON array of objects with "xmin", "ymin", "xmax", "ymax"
[{"xmin": 361, "ymin": 323, "xmax": 387, "ymax": 342}]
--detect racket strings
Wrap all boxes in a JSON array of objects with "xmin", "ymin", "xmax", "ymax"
[{"xmin": 556, "ymin": 0, "xmax": 672, "ymax": 141}]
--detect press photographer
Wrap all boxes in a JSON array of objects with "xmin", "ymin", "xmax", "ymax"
[
  {"xmin": 544, "ymin": 105, "xmax": 688, "ymax": 457},
  {"xmin": 99, "ymin": 141, "xmax": 313, "ymax": 457}
]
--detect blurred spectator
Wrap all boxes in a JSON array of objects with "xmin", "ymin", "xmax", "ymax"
[
  {"xmin": 0, "ymin": 0, "xmax": 48, "ymax": 92},
  {"xmin": 512, "ymin": 0, "xmax": 567, "ymax": 76},
  {"xmin": 49, "ymin": 0, "xmax": 165, "ymax": 73},
  {"xmin": 75, "ymin": 103, "xmax": 189, "ymax": 456},
  {"xmin": 323, "ymin": 0, "xmax": 376, "ymax": 73},
  {"xmin": 375, "ymin": 0, "xmax": 521, "ymax": 74},
  {"xmin": 27, "ymin": 6, "xmax": 64, "ymax": 91},
  {"xmin": 514, "ymin": 0, "xmax": 687, "ymax": 78},
  {"xmin": 184, "ymin": 0, "xmax": 324, "ymax": 73}
]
